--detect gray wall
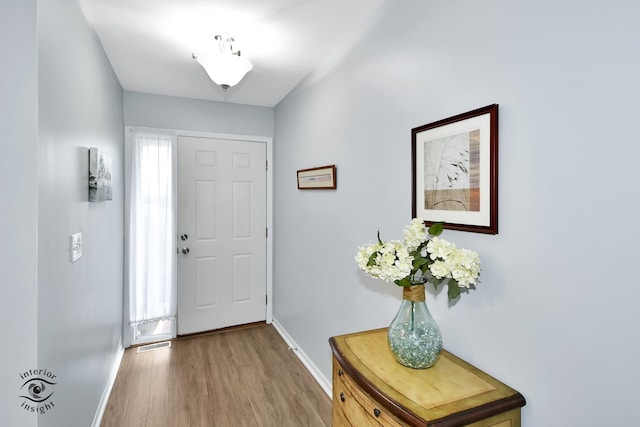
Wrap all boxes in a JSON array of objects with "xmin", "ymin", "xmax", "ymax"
[
  {"xmin": 124, "ymin": 91, "xmax": 274, "ymax": 137},
  {"xmin": 0, "ymin": 0, "xmax": 38, "ymax": 425},
  {"xmin": 273, "ymin": 0, "xmax": 640, "ymax": 425},
  {"xmin": 0, "ymin": 0, "xmax": 124, "ymax": 425},
  {"xmin": 37, "ymin": 0, "xmax": 124, "ymax": 424}
]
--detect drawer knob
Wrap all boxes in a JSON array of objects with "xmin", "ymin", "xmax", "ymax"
[
  {"xmin": 338, "ymin": 369, "xmax": 344, "ymax": 377},
  {"xmin": 340, "ymin": 392, "xmax": 345, "ymax": 402},
  {"xmin": 373, "ymin": 408, "xmax": 381, "ymax": 418}
]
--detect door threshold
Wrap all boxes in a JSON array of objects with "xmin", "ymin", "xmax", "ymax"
[{"xmin": 176, "ymin": 321, "xmax": 267, "ymax": 341}]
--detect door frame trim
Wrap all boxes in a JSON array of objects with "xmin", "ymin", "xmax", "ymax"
[{"xmin": 175, "ymin": 129, "xmax": 274, "ymax": 326}]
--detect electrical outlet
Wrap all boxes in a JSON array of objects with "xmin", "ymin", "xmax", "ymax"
[{"xmin": 71, "ymin": 232, "xmax": 82, "ymax": 262}]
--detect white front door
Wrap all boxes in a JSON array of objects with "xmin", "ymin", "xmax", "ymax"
[{"xmin": 177, "ymin": 135, "xmax": 267, "ymax": 335}]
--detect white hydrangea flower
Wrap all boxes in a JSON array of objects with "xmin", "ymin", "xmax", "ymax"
[
  {"xmin": 426, "ymin": 237, "xmax": 456, "ymax": 260},
  {"xmin": 457, "ymin": 249, "xmax": 481, "ymax": 273},
  {"xmin": 402, "ymin": 218, "xmax": 427, "ymax": 250},
  {"xmin": 355, "ymin": 243, "xmax": 379, "ymax": 270},
  {"xmin": 355, "ymin": 240, "xmax": 413, "ymax": 282},
  {"xmin": 452, "ymin": 269, "xmax": 475, "ymax": 287},
  {"xmin": 429, "ymin": 260, "xmax": 450, "ymax": 279},
  {"xmin": 446, "ymin": 248, "xmax": 481, "ymax": 287}
]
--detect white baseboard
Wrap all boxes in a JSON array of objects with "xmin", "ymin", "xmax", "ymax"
[
  {"xmin": 271, "ymin": 319, "xmax": 332, "ymax": 397},
  {"xmin": 91, "ymin": 344, "xmax": 125, "ymax": 427}
]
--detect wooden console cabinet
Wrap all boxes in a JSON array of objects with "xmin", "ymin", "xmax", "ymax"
[{"xmin": 329, "ymin": 328, "xmax": 525, "ymax": 426}]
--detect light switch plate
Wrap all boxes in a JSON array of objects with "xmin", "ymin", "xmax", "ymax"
[{"xmin": 71, "ymin": 232, "xmax": 82, "ymax": 262}]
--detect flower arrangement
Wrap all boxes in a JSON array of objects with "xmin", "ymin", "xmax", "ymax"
[{"xmin": 355, "ymin": 219, "xmax": 481, "ymax": 300}]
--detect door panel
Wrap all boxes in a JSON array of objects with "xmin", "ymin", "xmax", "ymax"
[{"xmin": 177, "ymin": 136, "xmax": 266, "ymax": 335}]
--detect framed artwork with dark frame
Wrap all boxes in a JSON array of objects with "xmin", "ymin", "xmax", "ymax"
[
  {"xmin": 297, "ymin": 165, "xmax": 337, "ymax": 190},
  {"xmin": 412, "ymin": 104, "xmax": 498, "ymax": 234}
]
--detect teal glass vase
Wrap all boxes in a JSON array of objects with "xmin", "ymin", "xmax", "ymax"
[{"xmin": 387, "ymin": 284, "xmax": 442, "ymax": 369}]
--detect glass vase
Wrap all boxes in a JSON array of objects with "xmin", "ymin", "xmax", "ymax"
[{"xmin": 387, "ymin": 284, "xmax": 442, "ymax": 369}]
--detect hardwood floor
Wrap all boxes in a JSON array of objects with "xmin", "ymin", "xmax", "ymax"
[{"xmin": 101, "ymin": 324, "xmax": 332, "ymax": 427}]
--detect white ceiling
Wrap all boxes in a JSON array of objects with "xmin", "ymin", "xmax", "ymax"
[{"xmin": 79, "ymin": 0, "xmax": 386, "ymax": 107}]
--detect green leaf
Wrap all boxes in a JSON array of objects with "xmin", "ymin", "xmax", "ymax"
[
  {"xmin": 447, "ymin": 280, "xmax": 461, "ymax": 301},
  {"xmin": 428, "ymin": 222, "xmax": 444, "ymax": 236},
  {"xmin": 413, "ymin": 258, "xmax": 428, "ymax": 268},
  {"xmin": 394, "ymin": 277, "xmax": 412, "ymax": 287},
  {"xmin": 377, "ymin": 229, "xmax": 383, "ymax": 245},
  {"xmin": 366, "ymin": 252, "xmax": 378, "ymax": 267},
  {"xmin": 430, "ymin": 277, "xmax": 445, "ymax": 287}
]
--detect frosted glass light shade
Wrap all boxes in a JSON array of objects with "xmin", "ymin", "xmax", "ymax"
[{"xmin": 196, "ymin": 52, "xmax": 253, "ymax": 89}]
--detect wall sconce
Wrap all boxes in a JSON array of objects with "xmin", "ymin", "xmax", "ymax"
[{"xmin": 193, "ymin": 35, "xmax": 253, "ymax": 91}]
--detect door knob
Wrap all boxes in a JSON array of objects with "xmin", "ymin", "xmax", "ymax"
[
  {"xmin": 181, "ymin": 247, "xmax": 190, "ymax": 254},
  {"xmin": 180, "ymin": 234, "xmax": 189, "ymax": 241}
]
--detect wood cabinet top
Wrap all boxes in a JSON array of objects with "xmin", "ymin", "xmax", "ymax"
[{"xmin": 329, "ymin": 328, "xmax": 525, "ymax": 426}]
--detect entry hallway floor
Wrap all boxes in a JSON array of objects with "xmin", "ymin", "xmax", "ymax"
[{"xmin": 101, "ymin": 323, "xmax": 332, "ymax": 427}]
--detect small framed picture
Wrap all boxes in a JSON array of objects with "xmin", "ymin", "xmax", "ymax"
[
  {"xmin": 412, "ymin": 105, "xmax": 498, "ymax": 234},
  {"xmin": 297, "ymin": 165, "xmax": 337, "ymax": 190},
  {"xmin": 89, "ymin": 147, "xmax": 113, "ymax": 201}
]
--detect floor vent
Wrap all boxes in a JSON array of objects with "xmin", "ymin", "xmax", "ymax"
[{"xmin": 137, "ymin": 341, "xmax": 172, "ymax": 353}]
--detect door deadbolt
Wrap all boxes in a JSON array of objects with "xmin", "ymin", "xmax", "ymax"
[
  {"xmin": 180, "ymin": 233, "xmax": 189, "ymax": 241},
  {"xmin": 181, "ymin": 247, "xmax": 190, "ymax": 254}
]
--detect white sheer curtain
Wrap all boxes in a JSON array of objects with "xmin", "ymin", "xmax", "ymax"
[{"xmin": 126, "ymin": 127, "xmax": 177, "ymax": 344}]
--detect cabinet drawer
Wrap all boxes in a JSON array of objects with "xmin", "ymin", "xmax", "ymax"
[
  {"xmin": 333, "ymin": 358, "xmax": 404, "ymax": 427},
  {"xmin": 466, "ymin": 408, "xmax": 521, "ymax": 427},
  {"xmin": 332, "ymin": 399, "xmax": 353, "ymax": 427}
]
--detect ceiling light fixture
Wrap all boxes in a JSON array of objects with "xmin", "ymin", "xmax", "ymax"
[{"xmin": 193, "ymin": 34, "xmax": 253, "ymax": 91}]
